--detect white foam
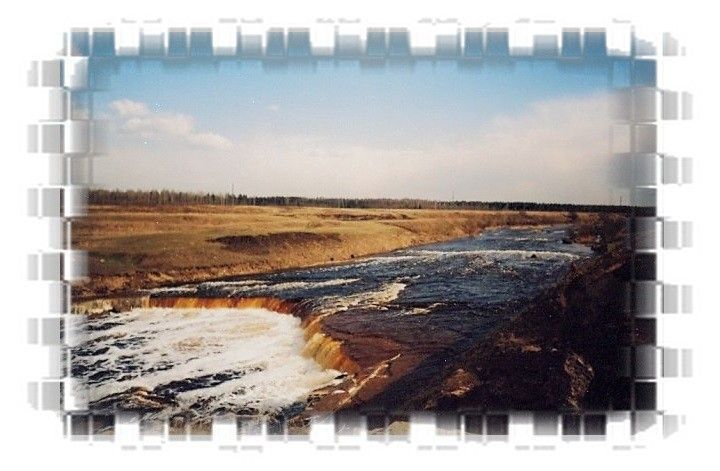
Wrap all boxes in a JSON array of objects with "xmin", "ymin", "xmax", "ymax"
[
  {"xmin": 318, "ymin": 282, "xmax": 407, "ymax": 313},
  {"xmin": 145, "ymin": 285, "xmax": 197, "ymax": 294},
  {"xmin": 197, "ymin": 280, "xmax": 265, "ymax": 288},
  {"xmin": 192, "ymin": 278, "xmax": 360, "ymax": 295},
  {"xmin": 410, "ymin": 248, "xmax": 582, "ymax": 260},
  {"xmin": 72, "ymin": 307, "xmax": 340, "ymax": 417},
  {"xmin": 268, "ymin": 278, "xmax": 360, "ymax": 290},
  {"xmin": 318, "ymin": 255, "xmax": 421, "ymax": 271}
]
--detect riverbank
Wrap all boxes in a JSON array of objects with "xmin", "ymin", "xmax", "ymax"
[
  {"xmin": 72, "ymin": 204, "xmax": 589, "ymax": 299},
  {"xmin": 69, "ymin": 219, "xmax": 633, "ymax": 426},
  {"xmin": 418, "ymin": 245, "xmax": 634, "ymax": 412},
  {"xmin": 292, "ymin": 239, "xmax": 633, "ymax": 420}
]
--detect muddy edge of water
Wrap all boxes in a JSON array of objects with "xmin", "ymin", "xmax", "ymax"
[{"xmin": 71, "ymin": 218, "xmax": 632, "ymax": 425}]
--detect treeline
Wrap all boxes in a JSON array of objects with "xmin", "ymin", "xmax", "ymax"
[{"xmin": 89, "ymin": 189, "xmax": 639, "ymax": 214}]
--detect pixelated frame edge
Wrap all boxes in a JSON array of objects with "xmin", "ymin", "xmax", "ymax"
[{"xmin": 24, "ymin": 19, "xmax": 692, "ymax": 449}]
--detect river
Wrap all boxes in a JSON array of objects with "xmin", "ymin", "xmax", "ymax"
[{"xmin": 69, "ymin": 225, "xmax": 594, "ymax": 420}]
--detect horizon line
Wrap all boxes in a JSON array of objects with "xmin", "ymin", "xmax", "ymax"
[{"xmin": 89, "ymin": 188, "xmax": 642, "ymax": 210}]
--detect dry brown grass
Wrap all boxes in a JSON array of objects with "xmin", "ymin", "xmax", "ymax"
[{"xmin": 72, "ymin": 204, "xmax": 576, "ymax": 299}]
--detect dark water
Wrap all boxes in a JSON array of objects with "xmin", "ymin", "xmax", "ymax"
[
  {"xmin": 183, "ymin": 225, "xmax": 591, "ymax": 319},
  {"xmin": 70, "ymin": 225, "xmax": 593, "ymax": 418}
]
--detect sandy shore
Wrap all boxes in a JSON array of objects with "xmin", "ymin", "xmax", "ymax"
[{"xmin": 72, "ymin": 204, "xmax": 584, "ymax": 299}]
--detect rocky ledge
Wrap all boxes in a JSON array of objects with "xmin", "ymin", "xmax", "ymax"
[
  {"xmin": 296, "ymin": 246, "xmax": 633, "ymax": 419},
  {"xmin": 422, "ymin": 248, "xmax": 633, "ymax": 412},
  {"xmin": 73, "ymin": 217, "xmax": 635, "ymax": 423}
]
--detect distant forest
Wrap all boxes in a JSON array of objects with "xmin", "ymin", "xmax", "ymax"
[{"xmin": 89, "ymin": 189, "xmax": 645, "ymax": 214}]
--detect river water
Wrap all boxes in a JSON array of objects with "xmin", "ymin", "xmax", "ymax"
[{"xmin": 69, "ymin": 225, "xmax": 593, "ymax": 419}]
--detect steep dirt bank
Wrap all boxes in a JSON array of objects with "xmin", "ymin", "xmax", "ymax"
[
  {"xmin": 293, "ymin": 247, "xmax": 633, "ymax": 417},
  {"xmin": 417, "ymin": 247, "xmax": 633, "ymax": 412},
  {"xmin": 71, "ymin": 205, "xmax": 575, "ymax": 300},
  {"xmin": 71, "ymin": 213, "xmax": 634, "ymax": 424}
]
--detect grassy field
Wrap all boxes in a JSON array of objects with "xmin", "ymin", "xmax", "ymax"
[{"xmin": 72, "ymin": 204, "xmax": 583, "ymax": 299}]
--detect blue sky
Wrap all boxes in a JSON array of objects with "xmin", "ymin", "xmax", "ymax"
[{"xmin": 93, "ymin": 58, "xmax": 619, "ymax": 204}]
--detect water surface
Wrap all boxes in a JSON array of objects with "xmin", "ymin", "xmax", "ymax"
[{"xmin": 70, "ymin": 225, "xmax": 592, "ymax": 419}]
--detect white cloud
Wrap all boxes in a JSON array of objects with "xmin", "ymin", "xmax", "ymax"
[
  {"xmin": 109, "ymin": 99, "xmax": 150, "ymax": 117},
  {"xmin": 466, "ymin": 93, "xmax": 612, "ymax": 179},
  {"xmin": 186, "ymin": 132, "xmax": 234, "ymax": 150},
  {"xmin": 266, "ymin": 104, "xmax": 280, "ymax": 112},
  {"xmin": 98, "ymin": 94, "xmax": 616, "ymax": 204},
  {"xmin": 108, "ymin": 99, "xmax": 234, "ymax": 151},
  {"xmin": 222, "ymin": 93, "xmax": 615, "ymax": 204}
]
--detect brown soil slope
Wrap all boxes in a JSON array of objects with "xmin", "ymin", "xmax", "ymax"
[{"xmin": 72, "ymin": 205, "xmax": 578, "ymax": 299}]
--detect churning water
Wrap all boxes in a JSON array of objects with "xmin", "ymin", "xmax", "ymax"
[
  {"xmin": 70, "ymin": 225, "xmax": 593, "ymax": 420},
  {"xmin": 70, "ymin": 307, "xmax": 343, "ymax": 419}
]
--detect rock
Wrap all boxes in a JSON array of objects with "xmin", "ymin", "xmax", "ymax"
[
  {"xmin": 88, "ymin": 386, "xmax": 178, "ymax": 413},
  {"xmin": 304, "ymin": 246, "xmax": 631, "ymax": 414},
  {"xmin": 418, "ymin": 248, "xmax": 631, "ymax": 412}
]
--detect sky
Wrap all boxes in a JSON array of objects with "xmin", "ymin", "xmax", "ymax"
[{"xmin": 92, "ymin": 57, "xmax": 622, "ymax": 205}]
